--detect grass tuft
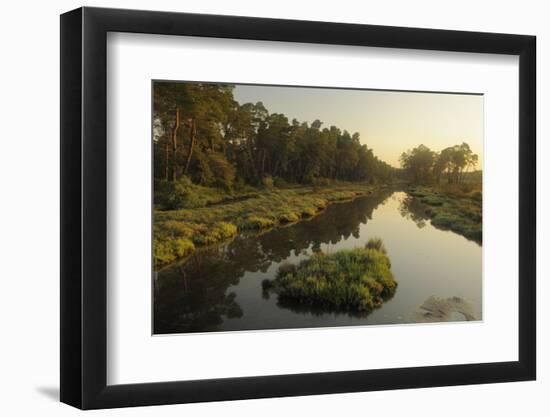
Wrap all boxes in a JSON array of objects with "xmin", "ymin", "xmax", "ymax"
[
  {"xmin": 365, "ymin": 236, "xmax": 387, "ymax": 254},
  {"xmin": 262, "ymin": 238, "xmax": 397, "ymax": 313},
  {"xmin": 241, "ymin": 215, "xmax": 276, "ymax": 230},
  {"xmin": 278, "ymin": 211, "xmax": 300, "ymax": 223},
  {"xmin": 301, "ymin": 207, "xmax": 318, "ymax": 218}
]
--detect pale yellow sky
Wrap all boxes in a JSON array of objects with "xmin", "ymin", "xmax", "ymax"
[{"xmin": 234, "ymin": 85, "xmax": 483, "ymax": 169}]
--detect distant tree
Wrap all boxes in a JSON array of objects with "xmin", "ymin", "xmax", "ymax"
[
  {"xmin": 400, "ymin": 144, "xmax": 435, "ymax": 183},
  {"xmin": 401, "ymin": 142, "xmax": 478, "ymax": 185},
  {"xmin": 437, "ymin": 142, "xmax": 478, "ymax": 184}
]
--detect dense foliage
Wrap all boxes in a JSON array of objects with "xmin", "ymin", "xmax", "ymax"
[
  {"xmin": 153, "ymin": 82, "xmax": 395, "ymax": 193},
  {"xmin": 400, "ymin": 143, "xmax": 479, "ymax": 184}
]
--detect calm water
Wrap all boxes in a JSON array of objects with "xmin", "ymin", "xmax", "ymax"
[{"xmin": 154, "ymin": 190, "xmax": 482, "ymax": 334}]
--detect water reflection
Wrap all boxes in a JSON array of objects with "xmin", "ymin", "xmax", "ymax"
[
  {"xmin": 399, "ymin": 194, "xmax": 430, "ymax": 229},
  {"xmin": 154, "ymin": 189, "xmax": 393, "ymax": 334},
  {"xmin": 154, "ymin": 189, "xmax": 482, "ymax": 334},
  {"xmin": 273, "ymin": 289, "xmax": 397, "ymax": 319}
]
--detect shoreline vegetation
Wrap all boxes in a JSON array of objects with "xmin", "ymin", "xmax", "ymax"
[
  {"xmin": 407, "ymin": 183, "xmax": 482, "ymax": 243},
  {"xmin": 154, "ymin": 181, "xmax": 388, "ymax": 268},
  {"xmin": 153, "ymin": 180, "xmax": 482, "ymax": 269},
  {"xmin": 262, "ymin": 238, "xmax": 397, "ymax": 313}
]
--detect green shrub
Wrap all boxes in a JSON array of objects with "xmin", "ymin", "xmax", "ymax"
[
  {"xmin": 161, "ymin": 220, "xmax": 194, "ymax": 238},
  {"xmin": 193, "ymin": 221, "xmax": 237, "ymax": 245},
  {"xmin": 215, "ymin": 222, "xmax": 238, "ymax": 239},
  {"xmin": 278, "ymin": 211, "xmax": 300, "ymax": 223},
  {"xmin": 273, "ymin": 177, "xmax": 290, "ymax": 188},
  {"xmin": 207, "ymin": 152, "xmax": 236, "ymax": 189},
  {"xmin": 153, "ymin": 239, "xmax": 177, "ymax": 266},
  {"xmin": 301, "ymin": 207, "xmax": 317, "ymax": 218},
  {"xmin": 312, "ymin": 198, "xmax": 328, "ymax": 210},
  {"xmin": 365, "ymin": 237, "xmax": 387, "ymax": 254},
  {"xmin": 172, "ymin": 238, "xmax": 195, "ymax": 258},
  {"xmin": 154, "ymin": 177, "xmax": 202, "ymax": 210},
  {"xmin": 241, "ymin": 215, "xmax": 275, "ymax": 230},
  {"xmin": 153, "ymin": 237, "xmax": 195, "ymax": 267},
  {"xmin": 262, "ymin": 175, "xmax": 274, "ymax": 189}
]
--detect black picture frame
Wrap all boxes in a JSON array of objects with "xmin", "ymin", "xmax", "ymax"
[{"xmin": 60, "ymin": 6, "xmax": 536, "ymax": 410}]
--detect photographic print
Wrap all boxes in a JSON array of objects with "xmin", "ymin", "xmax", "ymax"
[{"xmin": 152, "ymin": 81, "xmax": 483, "ymax": 335}]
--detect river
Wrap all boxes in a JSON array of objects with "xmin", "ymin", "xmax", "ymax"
[{"xmin": 153, "ymin": 190, "xmax": 482, "ymax": 334}]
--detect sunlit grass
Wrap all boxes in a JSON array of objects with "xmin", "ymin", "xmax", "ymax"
[
  {"xmin": 262, "ymin": 238, "xmax": 397, "ymax": 312},
  {"xmin": 408, "ymin": 184, "xmax": 482, "ymax": 243},
  {"xmin": 153, "ymin": 182, "xmax": 380, "ymax": 268}
]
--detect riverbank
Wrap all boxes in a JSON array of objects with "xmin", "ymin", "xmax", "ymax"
[
  {"xmin": 407, "ymin": 184, "xmax": 482, "ymax": 243},
  {"xmin": 154, "ymin": 182, "xmax": 384, "ymax": 268},
  {"xmin": 155, "ymin": 190, "xmax": 482, "ymax": 333}
]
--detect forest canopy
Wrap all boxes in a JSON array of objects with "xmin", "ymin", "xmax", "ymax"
[{"xmin": 153, "ymin": 82, "xmax": 395, "ymax": 191}]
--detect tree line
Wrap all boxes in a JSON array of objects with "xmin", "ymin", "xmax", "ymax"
[
  {"xmin": 399, "ymin": 143, "xmax": 479, "ymax": 184},
  {"xmin": 153, "ymin": 82, "xmax": 395, "ymax": 189}
]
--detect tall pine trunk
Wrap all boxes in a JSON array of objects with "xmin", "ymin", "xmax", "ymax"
[
  {"xmin": 171, "ymin": 108, "xmax": 180, "ymax": 181},
  {"xmin": 183, "ymin": 118, "xmax": 196, "ymax": 176},
  {"xmin": 164, "ymin": 142, "xmax": 169, "ymax": 180}
]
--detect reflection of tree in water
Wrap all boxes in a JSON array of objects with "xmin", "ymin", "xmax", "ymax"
[
  {"xmin": 398, "ymin": 194, "xmax": 430, "ymax": 228},
  {"xmin": 153, "ymin": 253, "xmax": 244, "ymax": 334},
  {"xmin": 154, "ymin": 189, "xmax": 393, "ymax": 334}
]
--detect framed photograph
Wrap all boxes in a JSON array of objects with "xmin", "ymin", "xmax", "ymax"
[{"xmin": 60, "ymin": 6, "xmax": 536, "ymax": 409}]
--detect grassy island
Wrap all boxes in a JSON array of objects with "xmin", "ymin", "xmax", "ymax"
[{"xmin": 262, "ymin": 238, "xmax": 397, "ymax": 313}]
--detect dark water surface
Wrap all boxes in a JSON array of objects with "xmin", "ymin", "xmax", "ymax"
[{"xmin": 153, "ymin": 190, "xmax": 482, "ymax": 334}]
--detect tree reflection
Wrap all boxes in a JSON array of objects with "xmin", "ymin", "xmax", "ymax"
[
  {"xmin": 398, "ymin": 193, "xmax": 482, "ymax": 245},
  {"xmin": 153, "ymin": 189, "xmax": 393, "ymax": 334},
  {"xmin": 398, "ymin": 194, "xmax": 430, "ymax": 228}
]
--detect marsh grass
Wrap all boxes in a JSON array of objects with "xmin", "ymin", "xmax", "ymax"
[
  {"xmin": 408, "ymin": 185, "xmax": 482, "ymax": 243},
  {"xmin": 365, "ymin": 237, "xmax": 387, "ymax": 253},
  {"xmin": 261, "ymin": 238, "xmax": 397, "ymax": 313},
  {"xmin": 153, "ymin": 182, "xmax": 379, "ymax": 268}
]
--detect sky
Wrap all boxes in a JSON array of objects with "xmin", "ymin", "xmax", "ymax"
[{"xmin": 233, "ymin": 84, "xmax": 483, "ymax": 168}]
